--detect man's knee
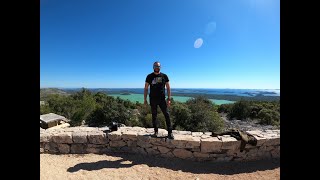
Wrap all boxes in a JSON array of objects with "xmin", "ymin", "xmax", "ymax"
[
  {"xmin": 151, "ymin": 106, "xmax": 157, "ymax": 113},
  {"xmin": 163, "ymin": 113, "xmax": 170, "ymax": 119}
]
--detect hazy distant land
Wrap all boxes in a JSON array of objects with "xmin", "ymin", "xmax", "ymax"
[{"xmin": 40, "ymin": 88, "xmax": 280, "ymax": 103}]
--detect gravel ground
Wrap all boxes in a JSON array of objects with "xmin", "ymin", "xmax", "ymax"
[{"xmin": 41, "ymin": 153, "xmax": 280, "ymax": 180}]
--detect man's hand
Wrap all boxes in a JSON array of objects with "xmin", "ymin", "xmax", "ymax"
[{"xmin": 167, "ymin": 98, "xmax": 171, "ymax": 107}]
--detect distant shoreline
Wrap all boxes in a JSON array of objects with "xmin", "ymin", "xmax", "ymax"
[
  {"xmin": 43, "ymin": 87, "xmax": 280, "ymax": 90},
  {"xmin": 109, "ymin": 93, "xmax": 235, "ymax": 105},
  {"xmin": 41, "ymin": 88, "xmax": 280, "ymax": 102}
]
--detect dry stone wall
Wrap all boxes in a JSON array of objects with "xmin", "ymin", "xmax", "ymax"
[{"xmin": 40, "ymin": 126, "xmax": 280, "ymax": 162}]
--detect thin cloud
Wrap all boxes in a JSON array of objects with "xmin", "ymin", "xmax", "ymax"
[
  {"xmin": 205, "ymin": 21, "xmax": 217, "ymax": 35},
  {"xmin": 194, "ymin": 38, "xmax": 203, "ymax": 48}
]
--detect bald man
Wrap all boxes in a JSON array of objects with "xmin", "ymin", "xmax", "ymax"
[{"xmin": 144, "ymin": 61, "xmax": 174, "ymax": 139}]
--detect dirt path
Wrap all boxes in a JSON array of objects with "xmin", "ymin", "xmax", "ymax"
[{"xmin": 40, "ymin": 153, "xmax": 280, "ymax": 180}]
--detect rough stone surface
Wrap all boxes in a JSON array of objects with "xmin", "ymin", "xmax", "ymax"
[
  {"xmin": 122, "ymin": 131, "xmax": 138, "ymax": 141},
  {"xmin": 85, "ymin": 144, "xmax": 106, "ymax": 154},
  {"xmin": 161, "ymin": 152, "xmax": 175, "ymax": 158},
  {"xmin": 137, "ymin": 140, "xmax": 152, "ymax": 148},
  {"xmin": 45, "ymin": 142, "xmax": 58, "ymax": 153},
  {"xmin": 70, "ymin": 144, "xmax": 86, "ymax": 154},
  {"xmin": 132, "ymin": 126, "xmax": 146, "ymax": 132},
  {"xmin": 52, "ymin": 132, "xmax": 73, "ymax": 144},
  {"xmin": 145, "ymin": 148, "xmax": 160, "ymax": 155},
  {"xmin": 254, "ymin": 136, "xmax": 268, "ymax": 146},
  {"xmin": 220, "ymin": 136, "xmax": 241, "ymax": 150},
  {"xmin": 146, "ymin": 128, "xmax": 155, "ymax": 133},
  {"xmin": 193, "ymin": 152, "xmax": 210, "ymax": 158},
  {"xmin": 58, "ymin": 144, "xmax": 70, "ymax": 154},
  {"xmin": 87, "ymin": 131, "xmax": 107, "ymax": 144},
  {"xmin": 200, "ymin": 137, "xmax": 222, "ymax": 153},
  {"xmin": 185, "ymin": 137, "xmax": 201, "ymax": 148},
  {"xmin": 107, "ymin": 131, "xmax": 122, "ymax": 141},
  {"xmin": 127, "ymin": 141, "xmax": 137, "ymax": 147},
  {"xmin": 64, "ymin": 127, "xmax": 81, "ymax": 132},
  {"xmin": 149, "ymin": 137, "xmax": 167, "ymax": 146},
  {"xmin": 40, "ymin": 133, "xmax": 51, "ymax": 143},
  {"xmin": 135, "ymin": 147, "xmax": 147, "ymax": 155},
  {"xmin": 270, "ymin": 148, "xmax": 280, "ymax": 158},
  {"xmin": 191, "ymin": 132, "xmax": 203, "ymax": 137},
  {"xmin": 87, "ymin": 144, "xmax": 106, "ymax": 148},
  {"xmin": 45, "ymin": 128, "xmax": 64, "ymax": 134},
  {"xmin": 264, "ymin": 137, "xmax": 280, "ymax": 146},
  {"xmin": 72, "ymin": 132, "xmax": 88, "ymax": 143},
  {"xmin": 200, "ymin": 134, "xmax": 212, "ymax": 139},
  {"xmin": 169, "ymin": 135, "xmax": 195, "ymax": 148},
  {"xmin": 177, "ymin": 131, "xmax": 192, "ymax": 135},
  {"xmin": 157, "ymin": 146, "xmax": 171, "ymax": 154},
  {"xmin": 120, "ymin": 146, "xmax": 132, "ymax": 152},
  {"xmin": 191, "ymin": 147, "xmax": 201, "ymax": 152},
  {"xmin": 137, "ymin": 134, "xmax": 151, "ymax": 142},
  {"xmin": 78, "ymin": 127, "xmax": 99, "ymax": 132},
  {"xmin": 119, "ymin": 127, "xmax": 132, "ymax": 132},
  {"xmin": 172, "ymin": 149, "xmax": 193, "ymax": 159},
  {"xmin": 109, "ymin": 141, "xmax": 126, "ymax": 147}
]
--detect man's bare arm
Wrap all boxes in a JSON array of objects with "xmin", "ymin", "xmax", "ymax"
[
  {"xmin": 165, "ymin": 82, "xmax": 171, "ymax": 100},
  {"xmin": 144, "ymin": 82, "xmax": 149, "ymax": 104}
]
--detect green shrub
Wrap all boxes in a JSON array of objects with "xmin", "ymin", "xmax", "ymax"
[
  {"xmin": 258, "ymin": 108, "xmax": 280, "ymax": 126},
  {"xmin": 217, "ymin": 104, "xmax": 233, "ymax": 113},
  {"xmin": 170, "ymin": 102, "xmax": 191, "ymax": 130},
  {"xmin": 228, "ymin": 100, "xmax": 251, "ymax": 120},
  {"xmin": 186, "ymin": 96, "xmax": 224, "ymax": 133},
  {"xmin": 40, "ymin": 104, "xmax": 51, "ymax": 115}
]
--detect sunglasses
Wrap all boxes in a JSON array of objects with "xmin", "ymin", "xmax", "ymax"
[{"xmin": 153, "ymin": 65, "xmax": 161, "ymax": 68}]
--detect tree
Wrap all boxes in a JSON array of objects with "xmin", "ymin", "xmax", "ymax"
[
  {"xmin": 228, "ymin": 99, "xmax": 251, "ymax": 120},
  {"xmin": 72, "ymin": 88, "xmax": 92, "ymax": 100},
  {"xmin": 40, "ymin": 104, "xmax": 51, "ymax": 115},
  {"xmin": 217, "ymin": 104, "xmax": 233, "ymax": 113},
  {"xmin": 70, "ymin": 94, "xmax": 96, "ymax": 126},
  {"xmin": 170, "ymin": 102, "xmax": 191, "ymax": 130},
  {"xmin": 86, "ymin": 107, "xmax": 108, "ymax": 127},
  {"xmin": 258, "ymin": 108, "xmax": 280, "ymax": 126},
  {"xmin": 86, "ymin": 99, "xmax": 130, "ymax": 127},
  {"xmin": 185, "ymin": 96, "xmax": 224, "ymax": 133}
]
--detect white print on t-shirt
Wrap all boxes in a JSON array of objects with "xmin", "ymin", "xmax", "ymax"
[{"xmin": 152, "ymin": 77, "xmax": 162, "ymax": 85}]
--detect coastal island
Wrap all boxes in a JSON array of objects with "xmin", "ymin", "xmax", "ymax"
[{"xmin": 120, "ymin": 92, "xmax": 131, "ymax": 95}]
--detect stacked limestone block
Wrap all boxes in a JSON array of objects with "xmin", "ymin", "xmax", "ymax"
[{"xmin": 40, "ymin": 127, "xmax": 108, "ymax": 154}]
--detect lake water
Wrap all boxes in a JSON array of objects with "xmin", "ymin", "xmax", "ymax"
[
  {"xmin": 109, "ymin": 93, "xmax": 235, "ymax": 105},
  {"xmin": 82, "ymin": 88, "xmax": 280, "ymax": 97},
  {"xmin": 60, "ymin": 88, "xmax": 279, "ymax": 104}
]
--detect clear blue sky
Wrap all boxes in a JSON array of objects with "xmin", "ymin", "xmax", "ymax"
[{"xmin": 40, "ymin": 0, "xmax": 280, "ymax": 89}]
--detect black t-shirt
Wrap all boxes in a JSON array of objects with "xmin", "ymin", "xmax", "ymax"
[{"xmin": 145, "ymin": 72, "xmax": 169, "ymax": 98}]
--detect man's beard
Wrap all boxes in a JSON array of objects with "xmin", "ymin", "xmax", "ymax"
[{"xmin": 154, "ymin": 69, "xmax": 160, "ymax": 73}]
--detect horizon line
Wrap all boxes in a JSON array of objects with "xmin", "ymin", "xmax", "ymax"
[{"xmin": 40, "ymin": 87, "xmax": 280, "ymax": 90}]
